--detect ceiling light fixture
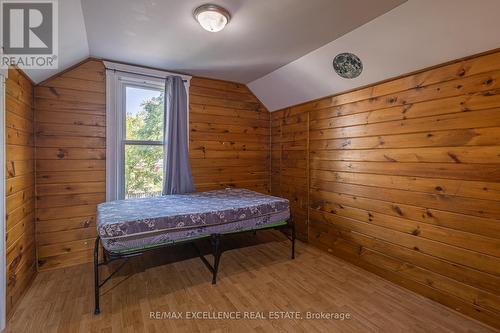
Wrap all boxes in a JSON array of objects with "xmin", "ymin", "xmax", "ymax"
[{"xmin": 194, "ymin": 4, "xmax": 231, "ymax": 32}]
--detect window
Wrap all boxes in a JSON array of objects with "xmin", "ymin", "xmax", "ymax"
[
  {"xmin": 105, "ymin": 61, "xmax": 191, "ymax": 201},
  {"xmin": 124, "ymin": 85, "xmax": 164, "ymax": 198}
]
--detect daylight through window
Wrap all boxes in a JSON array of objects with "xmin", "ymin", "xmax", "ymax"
[{"xmin": 124, "ymin": 85, "xmax": 164, "ymax": 198}]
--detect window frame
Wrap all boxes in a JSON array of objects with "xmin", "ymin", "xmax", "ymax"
[
  {"xmin": 104, "ymin": 61, "xmax": 191, "ymax": 201},
  {"xmin": 120, "ymin": 81, "xmax": 165, "ymax": 199}
]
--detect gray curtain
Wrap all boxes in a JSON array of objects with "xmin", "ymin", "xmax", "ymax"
[{"xmin": 162, "ymin": 76, "xmax": 195, "ymax": 195}]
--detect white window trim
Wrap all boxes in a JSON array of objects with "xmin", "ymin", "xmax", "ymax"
[
  {"xmin": 0, "ymin": 68, "xmax": 8, "ymax": 332},
  {"xmin": 104, "ymin": 61, "xmax": 191, "ymax": 201}
]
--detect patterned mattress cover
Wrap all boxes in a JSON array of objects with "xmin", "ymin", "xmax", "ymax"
[
  {"xmin": 101, "ymin": 210, "xmax": 289, "ymax": 253},
  {"xmin": 97, "ymin": 188, "xmax": 290, "ymax": 242}
]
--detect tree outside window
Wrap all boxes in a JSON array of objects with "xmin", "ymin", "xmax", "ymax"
[{"xmin": 124, "ymin": 86, "xmax": 165, "ymax": 198}]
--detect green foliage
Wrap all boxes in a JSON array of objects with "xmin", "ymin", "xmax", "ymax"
[
  {"xmin": 125, "ymin": 94, "xmax": 164, "ymax": 197},
  {"xmin": 126, "ymin": 94, "xmax": 164, "ymax": 141}
]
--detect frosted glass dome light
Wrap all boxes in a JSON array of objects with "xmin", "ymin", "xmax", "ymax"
[{"xmin": 194, "ymin": 4, "xmax": 231, "ymax": 32}]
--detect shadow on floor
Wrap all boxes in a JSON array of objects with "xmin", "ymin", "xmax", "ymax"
[{"xmin": 99, "ymin": 230, "xmax": 295, "ymax": 296}]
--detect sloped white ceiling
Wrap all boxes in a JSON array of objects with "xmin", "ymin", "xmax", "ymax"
[
  {"xmin": 20, "ymin": 0, "xmax": 405, "ymax": 84},
  {"xmin": 80, "ymin": 0, "xmax": 404, "ymax": 83},
  {"xmin": 248, "ymin": 0, "xmax": 500, "ymax": 111},
  {"xmin": 18, "ymin": 0, "xmax": 500, "ymax": 114},
  {"xmin": 22, "ymin": 0, "xmax": 89, "ymax": 83}
]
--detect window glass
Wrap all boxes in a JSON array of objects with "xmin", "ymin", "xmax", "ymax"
[
  {"xmin": 124, "ymin": 145, "xmax": 163, "ymax": 198},
  {"xmin": 123, "ymin": 85, "xmax": 164, "ymax": 198},
  {"xmin": 125, "ymin": 86, "xmax": 164, "ymax": 141}
]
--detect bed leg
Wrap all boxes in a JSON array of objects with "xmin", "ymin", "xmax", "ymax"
[
  {"xmin": 291, "ymin": 220, "xmax": 296, "ymax": 260},
  {"xmin": 211, "ymin": 234, "xmax": 221, "ymax": 285},
  {"xmin": 94, "ymin": 236, "xmax": 101, "ymax": 315}
]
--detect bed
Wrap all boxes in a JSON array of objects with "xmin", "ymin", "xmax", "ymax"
[{"xmin": 93, "ymin": 188, "xmax": 295, "ymax": 314}]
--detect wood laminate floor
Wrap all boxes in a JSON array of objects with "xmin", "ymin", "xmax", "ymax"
[{"xmin": 5, "ymin": 231, "xmax": 497, "ymax": 332}]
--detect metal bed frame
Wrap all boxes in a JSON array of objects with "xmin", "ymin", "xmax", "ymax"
[{"xmin": 94, "ymin": 218, "xmax": 295, "ymax": 314}]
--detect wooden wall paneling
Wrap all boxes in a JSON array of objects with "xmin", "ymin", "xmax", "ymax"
[
  {"xmin": 33, "ymin": 63, "xmax": 272, "ymax": 271},
  {"xmin": 35, "ymin": 59, "xmax": 106, "ymax": 271},
  {"xmin": 189, "ymin": 77, "xmax": 270, "ymax": 194},
  {"xmin": 270, "ymin": 108, "xmax": 309, "ymax": 241},
  {"xmin": 5, "ymin": 69, "xmax": 36, "ymax": 317},
  {"xmin": 15, "ymin": 50, "xmax": 500, "ymax": 328},
  {"xmin": 271, "ymin": 49, "xmax": 500, "ymax": 329},
  {"xmin": 270, "ymin": 110, "xmax": 283, "ymax": 198}
]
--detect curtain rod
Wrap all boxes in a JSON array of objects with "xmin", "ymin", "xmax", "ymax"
[{"xmin": 111, "ymin": 69, "xmax": 188, "ymax": 82}]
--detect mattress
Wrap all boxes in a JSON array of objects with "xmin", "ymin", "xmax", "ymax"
[{"xmin": 97, "ymin": 188, "xmax": 290, "ymax": 252}]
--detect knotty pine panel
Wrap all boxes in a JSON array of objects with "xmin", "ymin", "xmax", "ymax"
[
  {"xmin": 270, "ymin": 49, "xmax": 500, "ymax": 329},
  {"xmin": 5, "ymin": 68, "xmax": 36, "ymax": 317},
  {"xmin": 35, "ymin": 59, "xmax": 106, "ymax": 271},
  {"xmin": 189, "ymin": 77, "xmax": 270, "ymax": 194},
  {"xmin": 270, "ymin": 108, "xmax": 309, "ymax": 241},
  {"xmin": 34, "ymin": 61, "xmax": 272, "ymax": 271}
]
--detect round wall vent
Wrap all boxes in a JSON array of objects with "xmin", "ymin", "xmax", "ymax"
[{"xmin": 333, "ymin": 53, "xmax": 363, "ymax": 79}]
